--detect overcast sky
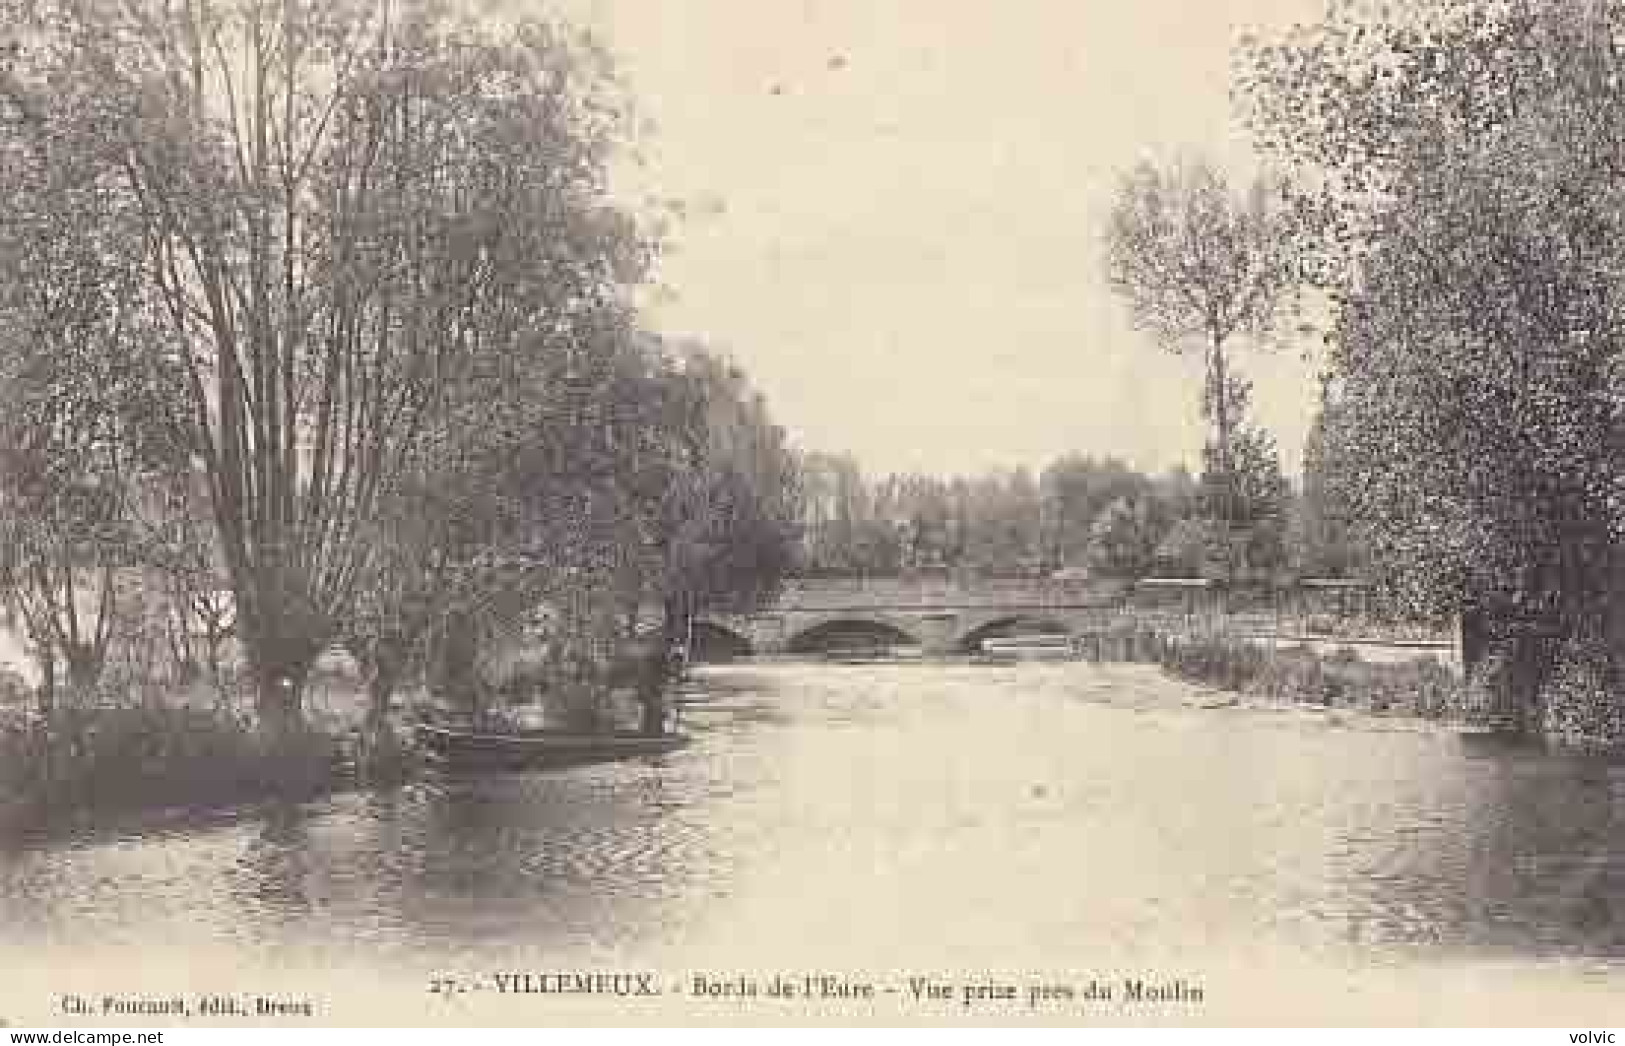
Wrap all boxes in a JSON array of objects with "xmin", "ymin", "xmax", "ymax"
[{"xmin": 554, "ymin": 0, "xmax": 1329, "ymax": 479}]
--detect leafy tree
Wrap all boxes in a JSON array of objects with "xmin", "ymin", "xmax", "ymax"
[
  {"xmin": 636, "ymin": 344, "xmax": 800, "ymax": 730},
  {"xmin": 659, "ymin": 347, "xmax": 802, "ymax": 612},
  {"xmin": 0, "ymin": 75, "xmax": 188, "ymax": 706},
  {"xmin": 1086, "ymin": 497, "xmax": 1158, "ymax": 579},
  {"xmin": 1153, "ymin": 465, "xmax": 1202, "ymax": 528},
  {"xmin": 2, "ymin": 0, "xmax": 650, "ymax": 733},
  {"xmin": 1039, "ymin": 455, "xmax": 1150, "ymax": 570},
  {"xmin": 1237, "ymin": 0, "xmax": 1625, "ymax": 737},
  {"xmin": 1104, "ymin": 157, "xmax": 1302, "ymax": 575},
  {"xmin": 796, "ymin": 451, "xmax": 876, "ymax": 576},
  {"xmin": 1194, "ymin": 378, "xmax": 1291, "ymax": 580},
  {"xmin": 881, "ymin": 474, "xmax": 954, "ymax": 571},
  {"xmin": 794, "ymin": 453, "xmax": 1210, "ymax": 579},
  {"xmin": 1152, "ymin": 516, "xmax": 1226, "ymax": 578},
  {"xmin": 944, "ymin": 470, "xmax": 1030, "ymax": 577},
  {"xmin": 1202, "ymin": 424, "xmax": 1291, "ymax": 580},
  {"xmin": 1286, "ymin": 397, "xmax": 1368, "ymax": 579},
  {"xmin": 1239, "ymin": 0, "xmax": 1625, "ymax": 644}
]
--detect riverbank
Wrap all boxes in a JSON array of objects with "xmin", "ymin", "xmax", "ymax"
[
  {"xmin": 0, "ymin": 663, "xmax": 692, "ymax": 841},
  {"xmin": 0, "ymin": 703, "xmax": 352, "ymax": 840},
  {"xmin": 1149, "ymin": 631, "xmax": 1625, "ymax": 755},
  {"xmin": 1126, "ymin": 629, "xmax": 1625, "ymax": 755},
  {"xmin": 1150, "ymin": 632, "xmax": 1465, "ymax": 723}
]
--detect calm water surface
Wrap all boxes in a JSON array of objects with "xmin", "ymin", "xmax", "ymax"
[{"xmin": 2, "ymin": 662, "xmax": 1623, "ymax": 1017}]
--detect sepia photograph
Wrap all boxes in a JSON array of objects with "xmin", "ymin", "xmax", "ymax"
[{"xmin": 0, "ymin": 0, "xmax": 1622, "ymax": 1029}]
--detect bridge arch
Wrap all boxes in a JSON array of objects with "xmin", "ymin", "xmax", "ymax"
[
  {"xmin": 954, "ymin": 615, "xmax": 1072, "ymax": 654},
  {"xmin": 785, "ymin": 617, "xmax": 922, "ymax": 656},
  {"xmin": 689, "ymin": 619, "xmax": 755, "ymax": 662}
]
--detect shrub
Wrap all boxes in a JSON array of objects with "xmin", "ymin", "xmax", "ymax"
[
  {"xmin": 0, "ymin": 703, "xmax": 342, "ymax": 835},
  {"xmin": 1153, "ymin": 632, "xmax": 1465, "ymax": 719},
  {"xmin": 1304, "ymin": 614, "xmax": 1337, "ymax": 636},
  {"xmin": 1538, "ymin": 639, "xmax": 1625, "ymax": 751},
  {"xmin": 0, "ymin": 668, "xmax": 31, "ymax": 706},
  {"xmin": 1461, "ymin": 647, "xmax": 1514, "ymax": 724},
  {"xmin": 1409, "ymin": 656, "xmax": 1462, "ymax": 719},
  {"xmin": 1157, "ymin": 633, "xmax": 1270, "ymax": 690}
]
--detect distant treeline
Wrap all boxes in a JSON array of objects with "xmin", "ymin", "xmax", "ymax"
[{"xmin": 794, "ymin": 427, "xmax": 1364, "ymax": 583}]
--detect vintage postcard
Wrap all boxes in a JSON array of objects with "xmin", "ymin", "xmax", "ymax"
[{"xmin": 0, "ymin": 0, "xmax": 1622, "ymax": 1030}]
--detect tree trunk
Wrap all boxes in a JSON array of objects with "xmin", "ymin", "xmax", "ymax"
[
  {"xmin": 364, "ymin": 657, "xmax": 401, "ymax": 743},
  {"xmin": 205, "ymin": 630, "xmax": 225, "ymax": 693},
  {"xmin": 1459, "ymin": 607, "xmax": 1489, "ymax": 677},
  {"xmin": 238, "ymin": 595, "xmax": 326, "ymax": 736},
  {"xmin": 253, "ymin": 653, "xmax": 313, "ymax": 738},
  {"xmin": 1209, "ymin": 331, "xmax": 1236, "ymax": 582},
  {"xmin": 33, "ymin": 644, "xmax": 55, "ymax": 805},
  {"xmin": 433, "ymin": 610, "xmax": 483, "ymax": 724},
  {"xmin": 1509, "ymin": 633, "xmax": 1557, "ymax": 734},
  {"xmin": 35, "ymin": 644, "xmax": 55, "ymax": 719},
  {"xmin": 357, "ymin": 656, "xmax": 405, "ymax": 780},
  {"xmin": 63, "ymin": 643, "xmax": 103, "ymax": 699},
  {"xmin": 636, "ymin": 656, "xmax": 665, "ymax": 737},
  {"xmin": 637, "ymin": 594, "xmax": 684, "ymax": 737},
  {"xmin": 1606, "ymin": 542, "xmax": 1625, "ymax": 674}
]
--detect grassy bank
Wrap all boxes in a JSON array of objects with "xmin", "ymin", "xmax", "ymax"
[
  {"xmin": 0, "ymin": 647, "xmax": 676, "ymax": 838},
  {"xmin": 1148, "ymin": 632, "xmax": 1465, "ymax": 721},
  {"xmin": 0, "ymin": 702, "xmax": 353, "ymax": 838}
]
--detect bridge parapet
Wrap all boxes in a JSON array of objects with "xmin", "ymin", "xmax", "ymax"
[{"xmin": 773, "ymin": 576, "xmax": 1130, "ymax": 611}]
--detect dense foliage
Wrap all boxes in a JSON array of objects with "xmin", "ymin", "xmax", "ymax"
[
  {"xmin": 1240, "ymin": 0, "xmax": 1625, "ymax": 640},
  {"xmin": 1104, "ymin": 157, "xmax": 1302, "ymax": 578},
  {"xmin": 795, "ymin": 447, "xmax": 1307, "ymax": 582},
  {"xmin": 1234, "ymin": 0, "xmax": 1625, "ymax": 741},
  {"xmin": 0, "ymin": 0, "xmax": 802, "ymax": 743}
]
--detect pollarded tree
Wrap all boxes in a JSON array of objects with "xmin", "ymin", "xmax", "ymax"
[
  {"xmin": 1104, "ymin": 157, "xmax": 1303, "ymax": 575},
  {"xmin": 1, "ymin": 0, "xmax": 651, "ymax": 733}
]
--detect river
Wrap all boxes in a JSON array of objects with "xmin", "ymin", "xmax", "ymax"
[{"xmin": 2, "ymin": 662, "xmax": 1622, "ymax": 1025}]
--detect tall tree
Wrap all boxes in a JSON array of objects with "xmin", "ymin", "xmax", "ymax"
[
  {"xmin": 796, "ymin": 451, "xmax": 873, "ymax": 576},
  {"xmin": 1200, "ymin": 424, "xmax": 1291, "ymax": 581},
  {"xmin": 1104, "ymin": 157, "xmax": 1302, "ymax": 576},
  {"xmin": 1240, "ymin": 0, "xmax": 1625, "ymax": 716},
  {"xmin": 1287, "ymin": 396, "xmax": 1368, "ymax": 579},
  {"xmin": 2, "ymin": 0, "xmax": 650, "ymax": 732},
  {"xmin": 658, "ymin": 346, "xmax": 802, "ymax": 617},
  {"xmin": 0, "ymin": 68, "xmax": 187, "ymax": 706},
  {"xmin": 1195, "ymin": 377, "xmax": 1291, "ymax": 580},
  {"xmin": 1086, "ymin": 497, "xmax": 1157, "ymax": 579}
]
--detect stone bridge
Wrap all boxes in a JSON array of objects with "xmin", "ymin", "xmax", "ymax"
[{"xmin": 693, "ymin": 576, "xmax": 1139, "ymax": 658}]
